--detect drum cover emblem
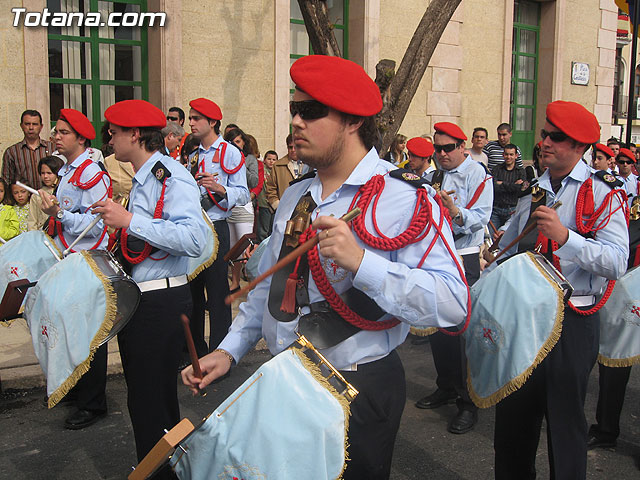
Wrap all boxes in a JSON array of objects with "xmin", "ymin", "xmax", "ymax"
[
  {"xmin": 473, "ymin": 317, "xmax": 505, "ymax": 353},
  {"xmin": 39, "ymin": 317, "xmax": 58, "ymax": 350},
  {"xmin": 323, "ymin": 257, "xmax": 349, "ymax": 283},
  {"xmin": 218, "ymin": 464, "xmax": 265, "ymax": 480},
  {"xmin": 622, "ymin": 303, "xmax": 640, "ymax": 327},
  {"xmin": 8, "ymin": 261, "xmax": 27, "ymax": 279}
]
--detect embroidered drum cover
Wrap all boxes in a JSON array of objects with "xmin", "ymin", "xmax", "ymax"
[
  {"xmin": 24, "ymin": 251, "xmax": 117, "ymax": 408},
  {"xmin": 598, "ymin": 265, "xmax": 640, "ymax": 367},
  {"xmin": 170, "ymin": 349, "xmax": 349, "ymax": 480},
  {"xmin": 464, "ymin": 252, "xmax": 565, "ymax": 408},
  {"xmin": 0, "ymin": 231, "xmax": 60, "ymax": 306},
  {"xmin": 187, "ymin": 212, "xmax": 218, "ymax": 281},
  {"xmin": 245, "ymin": 235, "xmax": 270, "ymax": 282}
]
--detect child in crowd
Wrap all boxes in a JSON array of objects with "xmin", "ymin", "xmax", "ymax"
[
  {"xmin": 28, "ymin": 156, "xmax": 64, "ymax": 231},
  {"xmin": 0, "ymin": 178, "xmax": 20, "ymax": 241},
  {"xmin": 11, "ymin": 180, "xmax": 31, "ymax": 234}
]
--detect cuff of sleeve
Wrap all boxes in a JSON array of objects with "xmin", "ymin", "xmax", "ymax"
[
  {"xmin": 128, "ymin": 213, "xmax": 150, "ymax": 238},
  {"xmin": 217, "ymin": 335, "xmax": 249, "ymax": 364},
  {"xmin": 58, "ymin": 210, "xmax": 69, "ymax": 225},
  {"xmin": 352, "ymin": 249, "xmax": 388, "ymax": 295},
  {"xmin": 555, "ymin": 229, "xmax": 584, "ymax": 260}
]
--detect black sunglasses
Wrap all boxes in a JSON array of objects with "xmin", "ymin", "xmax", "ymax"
[
  {"xmin": 289, "ymin": 100, "xmax": 330, "ymax": 120},
  {"xmin": 166, "ymin": 116, "xmax": 179, "ymax": 121},
  {"xmin": 540, "ymin": 129, "xmax": 569, "ymax": 143},
  {"xmin": 617, "ymin": 159, "xmax": 635, "ymax": 165},
  {"xmin": 433, "ymin": 142, "xmax": 461, "ymax": 153}
]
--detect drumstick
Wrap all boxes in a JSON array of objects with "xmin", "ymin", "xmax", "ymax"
[
  {"xmin": 488, "ymin": 220, "xmax": 498, "ymax": 235},
  {"xmin": 225, "ymin": 207, "xmax": 362, "ymax": 305},
  {"xmin": 0, "ymin": 236, "xmax": 5, "ymax": 244},
  {"xmin": 62, "ymin": 214, "xmax": 103, "ymax": 256},
  {"xmin": 486, "ymin": 201, "xmax": 562, "ymax": 267},
  {"xmin": 180, "ymin": 314, "xmax": 207, "ymax": 397}
]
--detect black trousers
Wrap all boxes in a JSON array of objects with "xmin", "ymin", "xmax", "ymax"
[
  {"xmin": 118, "ymin": 282, "xmax": 192, "ymax": 476},
  {"xmin": 589, "ymin": 363, "xmax": 632, "ymax": 443},
  {"xmin": 429, "ymin": 252, "xmax": 480, "ymax": 412},
  {"xmin": 494, "ymin": 308, "xmax": 600, "ymax": 480},
  {"xmin": 256, "ymin": 205, "xmax": 274, "ymax": 243},
  {"xmin": 189, "ymin": 219, "xmax": 231, "ymax": 356},
  {"xmin": 72, "ymin": 342, "xmax": 108, "ymax": 413},
  {"xmin": 340, "ymin": 350, "xmax": 406, "ymax": 480}
]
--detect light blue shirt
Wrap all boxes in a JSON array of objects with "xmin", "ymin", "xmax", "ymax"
[
  {"xmin": 497, "ymin": 160, "xmax": 628, "ymax": 296},
  {"xmin": 55, "ymin": 148, "xmax": 110, "ymax": 251},
  {"xmin": 425, "ymin": 156, "xmax": 493, "ymax": 250},
  {"xmin": 619, "ymin": 172, "xmax": 638, "ymax": 207},
  {"xmin": 219, "ymin": 148, "xmax": 468, "ymax": 370},
  {"xmin": 189, "ymin": 135, "xmax": 249, "ymax": 221},
  {"xmin": 127, "ymin": 152, "xmax": 209, "ymax": 283}
]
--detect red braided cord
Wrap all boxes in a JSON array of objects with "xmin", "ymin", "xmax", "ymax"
[
  {"xmin": 70, "ymin": 159, "xmax": 109, "ymax": 190},
  {"xmin": 220, "ymin": 143, "xmax": 244, "ymax": 175},
  {"xmin": 121, "ymin": 178, "xmax": 168, "ymax": 264}
]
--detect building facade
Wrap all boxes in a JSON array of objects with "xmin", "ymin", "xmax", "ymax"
[{"xmin": 0, "ymin": 0, "xmax": 618, "ymax": 161}]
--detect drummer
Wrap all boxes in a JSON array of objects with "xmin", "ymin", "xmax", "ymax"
[
  {"xmin": 418, "ymin": 122, "xmax": 493, "ymax": 434},
  {"xmin": 493, "ymin": 101, "xmax": 629, "ymax": 478},
  {"xmin": 92, "ymin": 99, "xmax": 209, "ymax": 478},
  {"xmin": 38, "ymin": 109, "xmax": 111, "ymax": 431},
  {"xmin": 182, "ymin": 55, "xmax": 468, "ymax": 479},
  {"xmin": 588, "ymin": 146, "xmax": 639, "ymax": 450}
]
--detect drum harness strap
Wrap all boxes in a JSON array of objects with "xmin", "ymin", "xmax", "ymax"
[
  {"xmin": 532, "ymin": 175, "xmax": 628, "ymax": 316},
  {"xmin": 116, "ymin": 162, "xmax": 171, "ymax": 267},
  {"xmin": 278, "ymin": 170, "xmax": 471, "ymax": 337},
  {"xmin": 47, "ymin": 158, "xmax": 112, "ymax": 253},
  {"xmin": 191, "ymin": 142, "xmax": 244, "ymax": 212}
]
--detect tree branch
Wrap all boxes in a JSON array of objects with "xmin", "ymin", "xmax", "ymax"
[{"xmin": 297, "ymin": 0, "xmax": 342, "ymax": 57}]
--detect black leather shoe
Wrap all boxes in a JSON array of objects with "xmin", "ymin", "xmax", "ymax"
[
  {"xmin": 447, "ymin": 409, "xmax": 477, "ymax": 434},
  {"xmin": 415, "ymin": 389, "xmax": 458, "ymax": 409},
  {"xmin": 64, "ymin": 409, "xmax": 106, "ymax": 430},
  {"xmin": 587, "ymin": 435, "xmax": 616, "ymax": 450}
]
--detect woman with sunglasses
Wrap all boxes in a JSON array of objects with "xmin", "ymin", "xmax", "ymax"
[{"xmin": 493, "ymin": 101, "xmax": 629, "ymax": 479}]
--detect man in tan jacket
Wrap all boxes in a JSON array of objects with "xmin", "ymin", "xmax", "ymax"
[{"xmin": 264, "ymin": 133, "xmax": 308, "ymax": 211}]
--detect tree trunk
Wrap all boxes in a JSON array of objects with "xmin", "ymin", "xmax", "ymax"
[
  {"xmin": 298, "ymin": 0, "xmax": 462, "ymax": 155},
  {"xmin": 297, "ymin": 0, "xmax": 342, "ymax": 57},
  {"xmin": 377, "ymin": 0, "xmax": 462, "ymax": 155}
]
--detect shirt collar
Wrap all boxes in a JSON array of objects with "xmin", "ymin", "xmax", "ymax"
[
  {"xmin": 198, "ymin": 135, "xmax": 223, "ymax": 154},
  {"xmin": 307, "ymin": 148, "xmax": 381, "ymax": 194},
  {"xmin": 445, "ymin": 155, "xmax": 473, "ymax": 174},
  {"xmin": 133, "ymin": 151, "xmax": 164, "ymax": 186},
  {"xmin": 69, "ymin": 148, "xmax": 92, "ymax": 168},
  {"xmin": 19, "ymin": 137, "xmax": 48, "ymax": 149},
  {"xmin": 538, "ymin": 158, "xmax": 590, "ymax": 192}
]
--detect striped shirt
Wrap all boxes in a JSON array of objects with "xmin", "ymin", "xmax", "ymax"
[
  {"xmin": 1, "ymin": 138, "xmax": 53, "ymax": 189},
  {"xmin": 482, "ymin": 140, "xmax": 523, "ymax": 171}
]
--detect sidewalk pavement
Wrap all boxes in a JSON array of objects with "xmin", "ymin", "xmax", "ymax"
[{"xmin": 0, "ymin": 294, "xmax": 249, "ymax": 392}]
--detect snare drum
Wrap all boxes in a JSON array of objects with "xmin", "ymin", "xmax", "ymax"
[
  {"xmin": 24, "ymin": 250, "xmax": 140, "ymax": 408},
  {"xmin": 0, "ymin": 231, "xmax": 61, "ymax": 307},
  {"xmin": 598, "ymin": 264, "xmax": 640, "ymax": 366},
  {"xmin": 464, "ymin": 252, "xmax": 573, "ymax": 408},
  {"xmin": 169, "ymin": 336, "xmax": 357, "ymax": 480}
]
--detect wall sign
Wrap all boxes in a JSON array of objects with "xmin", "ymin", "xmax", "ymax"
[{"xmin": 571, "ymin": 62, "xmax": 590, "ymax": 86}]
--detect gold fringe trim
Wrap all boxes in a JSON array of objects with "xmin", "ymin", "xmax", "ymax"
[
  {"xmin": 410, "ymin": 326, "xmax": 437, "ymax": 337},
  {"xmin": 187, "ymin": 211, "xmax": 219, "ymax": 282},
  {"xmin": 468, "ymin": 252, "xmax": 565, "ymax": 409},
  {"xmin": 598, "ymin": 353, "xmax": 640, "ymax": 367},
  {"xmin": 44, "ymin": 232, "xmax": 63, "ymax": 258},
  {"xmin": 291, "ymin": 348, "xmax": 351, "ymax": 480},
  {"xmin": 47, "ymin": 252, "xmax": 118, "ymax": 408}
]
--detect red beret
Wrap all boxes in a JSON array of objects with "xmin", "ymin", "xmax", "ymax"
[
  {"xmin": 433, "ymin": 122, "xmax": 467, "ymax": 141},
  {"xmin": 594, "ymin": 143, "xmax": 615, "ymax": 159},
  {"xmin": 189, "ymin": 98, "xmax": 222, "ymax": 121},
  {"xmin": 290, "ymin": 55, "xmax": 382, "ymax": 116},
  {"xmin": 546, "ymin": 101, "xmax": 600, "ymax": 144},
  {"xmin": 59, "ymin": 109, "xmax": 95, "ymax": 140},
  {"xmin": 104, "ymin": 100, "xmax": 166, "ymax": 129},
  {"xmin": 407, "ymin": 137, "xmax": 434, "ymax": 158},
  {"xmin": 618, "ymin": 147, "xmax": 636, "ymax": 162}
]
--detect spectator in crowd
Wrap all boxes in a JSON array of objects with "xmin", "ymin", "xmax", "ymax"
[
  {"xmin": 490, "ymin": 143, "xmax": 526, "ymax": 230},
  {"xmin": 223, "ymin": 124, "xmax": 240, "ymax": 137},
  {"xmin": 224, "ymin": 128, "xmax": 259, "ymax": 294},
  {"xmin": 468, "ymin": 127, "xmax": 489, "ymax": 166},
  {"xmin": 180, "ymin": 134, "xmax": 200, "ymax": 168},
  {"xmin": 384, "ymin": 133, "xmax": 408, "ymax": 166},
  {"xmin": 483, "ymin": 123, "xmax": 523, "ymax": 170},
  {"xmin": 166, "ymin": 107, "xmax": 188, "ymax": 160},
  {"xmin": 2, "ymin": 109, "xmax": 53, "ymax": 189},
  {"xmin": 10, "ymin": 180, "xmax": 31, "ymax": 234},
  {"xmin": 265, "ymin": 133, "xmax": 308, "ymax": 212},
  {"xmin": 161, "ymin": 122, "xmax": 185, "ymax": 158},
  {"xmin": 100, "ymin": 123, "xmax": 134, "ymax": 207},
  {"xmin": 256, "ymin": 150, "xmax": 277, "ymax": 242},
  {"xmin": 606, "ymin": 137, "xmax": 621, "ymax": 157},
  {"xmin": 592, "ymin": 143, "xmax": 615, "ymax": 172},
  {"xmin": 28, "ymin": 156, "xmax": 64, "ymax": 231},
  {"xmin": 0, "ymin": 178, "xmax": 19, "ymax": 241}
]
